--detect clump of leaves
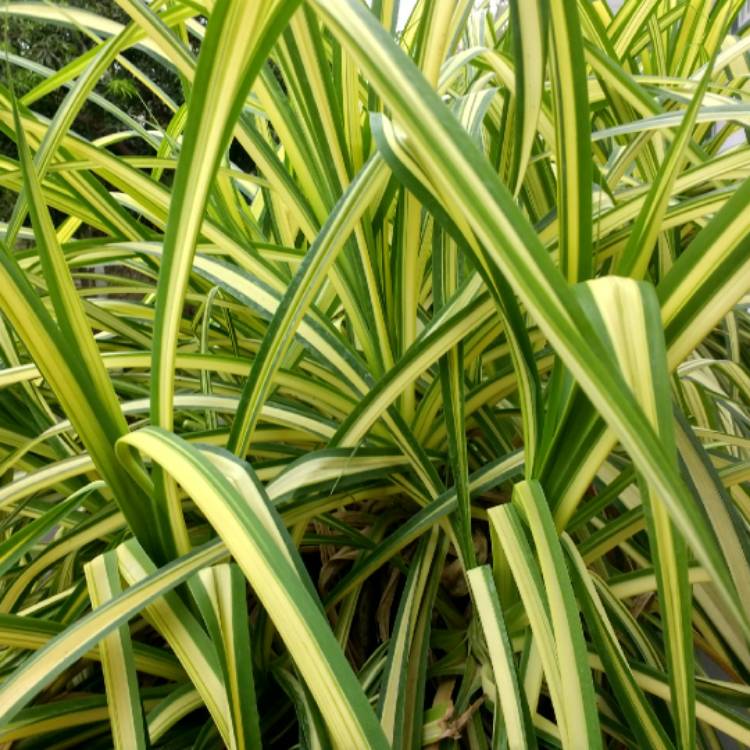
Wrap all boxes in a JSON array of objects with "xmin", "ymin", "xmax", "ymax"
[{"xmin": 0, "ymin": 1, "xmax": 749, "ymax": 748}]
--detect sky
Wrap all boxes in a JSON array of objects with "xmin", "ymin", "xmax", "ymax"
[
  {"xmin": 397, "ymin": 0, "xmax": 415, "ymax": 29},
  {"xmin": 396, "ymin": 0, "xmax": 508, "ymax": 30}
]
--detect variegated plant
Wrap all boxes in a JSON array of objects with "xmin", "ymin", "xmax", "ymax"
[{"xmin": 0, "ymin": 0, "xmax": 749, "ymax": 747}]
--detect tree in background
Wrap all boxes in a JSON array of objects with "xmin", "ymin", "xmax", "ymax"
[{"xmin": 0, "ymin": 1, "xmax": 182, "ymax": 218}]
